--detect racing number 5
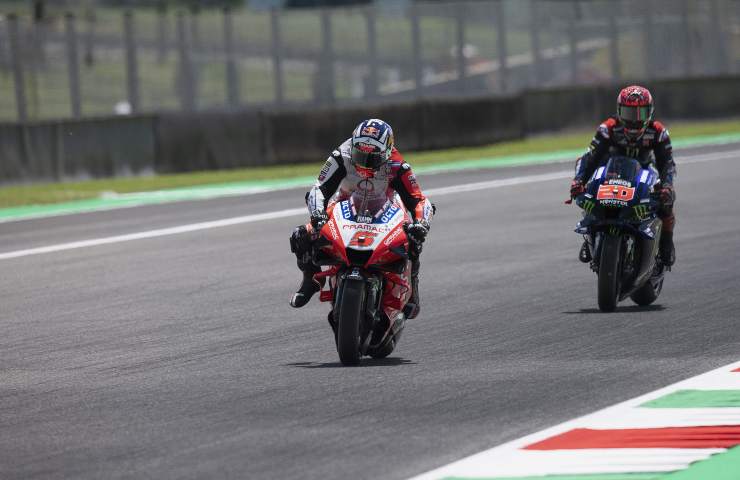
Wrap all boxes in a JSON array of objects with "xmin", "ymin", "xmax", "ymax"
[{"xmin": 349, "ymin": 231, "xmax": 378, "ymax": 247}]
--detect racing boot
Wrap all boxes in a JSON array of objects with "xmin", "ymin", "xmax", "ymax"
[
  {"xmin": 579, "ymin": 240, "xmax": 592, "ymax": 263},
  {"xmin": 659, "ymin": 231, "xmax": 675, "ymax": 267},
  {"xmin": 290, "ymin": 265, "xmax": 323, "ymax": 308},
  {"xmin": 403, "ymin": 258, "xmax": 421, "ymax": 319}
]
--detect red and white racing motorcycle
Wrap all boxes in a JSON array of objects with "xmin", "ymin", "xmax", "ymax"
[{"xmin": 308, "ymin": 190, "xmax": 415, "ymax": 365}]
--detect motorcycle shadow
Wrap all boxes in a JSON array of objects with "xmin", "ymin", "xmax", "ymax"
[
  {"xmin": 286, "ymin": 357, "xmax": 416, "ymax": 368},
  {"xmin": 563, "ymin": 304, "xmax": 666, "ymax": 314}
]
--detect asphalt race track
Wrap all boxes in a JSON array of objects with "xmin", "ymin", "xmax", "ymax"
[{"xmin": 1, "ymin": 142, "xmax": 739, "ymax": 479}]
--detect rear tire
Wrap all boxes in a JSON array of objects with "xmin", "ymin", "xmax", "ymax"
[
  {"xmin": 598, "ymin": 234, "xmax": 622, "ymax": 312},
  {"xmin": 336, "ymin": 279, "xmax": 365, "ymax": 366}
]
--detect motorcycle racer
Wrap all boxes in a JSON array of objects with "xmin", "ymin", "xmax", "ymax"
[
  {"xmin": 570, "ymin": 85, "xmax": 676, "ymax": 266},
  {"xmin": 289, "ymin": 119, "xmax": 434, "ymax": 318}
]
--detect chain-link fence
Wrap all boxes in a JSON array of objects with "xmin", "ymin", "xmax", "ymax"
[{"xmin": 2, "ymin": 0, "xmax": 739, "ymax": 121}]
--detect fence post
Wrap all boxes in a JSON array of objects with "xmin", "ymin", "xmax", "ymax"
[
  {"xmin": 364, "ymin": 5, "xmax": 378, "ymax": 98},
  {"xmin": 529, "ymin": 0, "xmax": 542, "ymax": 87},
  {"xmin": 318, "ymin": 8, "xmax": 335, "ymax": 105},
  {"xmin": 176, "ymin": 11, "xmax": 195, "ymax": 111},
  {"xmin": 410, "ymin": 2, "xmax": 423, "ymax": 97},
  {"xmin": 83, "ymin": 7, "xmax": 95, "ymax": 67},
  {"xmin": 223, "ymin": 7, "xmax": 240, "ymax": 106},
  {"xmin": 709, "ymin": 0, "xmax": 728, "ymax": 74},
  {"xmin": 455, "ymin": 4, "xmax": 466, "ymax": 85},
  {"xmin": 7, "ymin": 14, "xmax": 27, "ymax": 122},
  {"xmin": 680, "ymin": 0, "xmax": 692, "ymax": 77},
  {"xmin": 567, "ymin": 1, "xmax": 578, "ymax": 83},
  {"xmin": 607, "ymin": 3, "xmax": 620, "ymax": 81},
  {"xmin": 495, "ymin": 0, "xmax": 508, "ymax": 93},
  {"xmin": 123, "ymin": 11, "xmax": 140, "ymax": 113},
  {"xmin": 64, "ymin": 13, "xmax": 82, "ymax": 118},
  {"xmin": 157, "ymin": 2, "xmax": 167, "ymax": 64},
  {"xmin": 270, "ymin": 8, "xmax": 284, "ymax": 105},
  {"xmin": 189, "ymin": 6, "xmax": 200, "ymax": 53},
  {"xmin": 643, "ymin": 0, "xmax": 654, "ymax": 80}
]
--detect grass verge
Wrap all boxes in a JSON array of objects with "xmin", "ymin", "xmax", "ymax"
[{"xmin": 1, "ymin": 117, "xmax": 738, "ymax": 209}]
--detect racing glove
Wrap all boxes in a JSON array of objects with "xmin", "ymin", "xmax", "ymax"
[
  {"xmin": 406, "ymin": 220, "xmax": 429, "ymax": 245},
  {"xmin": 570, "ymin": 179, "xmax": 585, "ymax": 199},
  {"xmin": 659, "ymin": 184, "xmax": 675, "ymax": 206},
  {"xmin": 310, "ymin": 210, "xmax": 329, "ymax": 230}
]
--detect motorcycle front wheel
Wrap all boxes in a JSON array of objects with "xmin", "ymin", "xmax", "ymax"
[
  {"xmin": 336, "ymin": 278, "xmax": 365, "ymax": 366},
  {"xmin": 598, "ymin": 233, "xmax": 622, "ymax": 312}
]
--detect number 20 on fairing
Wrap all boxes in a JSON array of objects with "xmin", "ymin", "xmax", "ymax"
[{"xmin": 597, "ymin": 184, "xmax": 635, "ymax": 201}]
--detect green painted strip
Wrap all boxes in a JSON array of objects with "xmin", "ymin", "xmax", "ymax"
[
  {"xmin": 641, "ymin": 390, "xmax": 740, "ymax": 408},
  {"xmin": 439, "ymin": 447, "xmax": 740, "ymax": 480},
  {"xmin": 663, "ymin": 446, "xmax": 740, "ymax": 480},
  {"xmin": 2, "ymin": 132, "xmax": 739, "ymax": 223},
  {"xmin": 442, "ymin": 474, "xmax": 659, "ymax": 480}
]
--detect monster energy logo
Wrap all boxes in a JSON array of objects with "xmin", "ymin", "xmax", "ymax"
[
  {"xmin": 633, "ymin": 204, "xmax": 649, "ymax": 220},
  {"xmin": 608, "ymin": 226, "xmax": 621, "ymax": 236},
  {"xmin": 582, "ymin": 199, "xmax": 595, "ymax": 214}
]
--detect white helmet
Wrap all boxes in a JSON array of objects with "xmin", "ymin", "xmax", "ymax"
[{"xmin": 350, "ymin": 119, "xmax": 394, "ymax": 171}]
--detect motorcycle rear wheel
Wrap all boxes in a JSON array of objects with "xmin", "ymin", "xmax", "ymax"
[
  {"xmin": 336, "ymin": 279, "xmax": 365, "ymax": 366},
  {"xmin": 598, "ymin": 234, "xmax": 622, "ymax": 312}
]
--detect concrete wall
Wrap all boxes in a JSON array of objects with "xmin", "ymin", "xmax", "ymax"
[
  {"xmin": 0, "ymin": 116, "xmax": 157, "ymax": 183},
  {"xmin": 1, "ymin": 75, "xmax": 738, "ymax": 184}
]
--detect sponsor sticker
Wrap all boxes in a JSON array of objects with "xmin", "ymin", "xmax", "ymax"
[
  {"xmin": 597, "ymin": 183, "xmax": 635, "ymax": 202},
  {"xmin": 361, "ymin": 126, "xmax": 380, "ymax": 138},
  {"xmin": 380, "ymin": 204, "xmax": 400, "ymax": 223},
  {"xmin": 318, "ymin": 160, "xmax": 332, "ymax": 181},
  {"xmin": 383, "ymin": 226, "xmax": 404, "ymax": 246},
  {"xmin": 342, "ymin": 224, "xmax": 388, "ymax": 233},
  {"xmin": 340, "ymin": 201, "xmax": 352, "ymax": 219}
]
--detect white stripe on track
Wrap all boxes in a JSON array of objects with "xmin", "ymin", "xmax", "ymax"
[
  {"xmin": 1, "ymin": 148, "xmax": 737, "ymax": 261},
  {"xmin": 0, "ymin": 208, "xmax": 305, "ymax": 260}
]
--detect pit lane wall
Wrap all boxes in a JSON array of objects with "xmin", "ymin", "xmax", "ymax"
[{"xmin": 1, "ymin": 75, "xmax": 739, "ymax": 183}]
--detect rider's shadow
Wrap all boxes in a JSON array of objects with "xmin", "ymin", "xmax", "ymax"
[
  {"xmin": 285, "ymin": 358, "xmax": 416, "ymax": 368},
  {"xmin": 563, "ymin": 304, "xmax": 666, "ymax": 314}
]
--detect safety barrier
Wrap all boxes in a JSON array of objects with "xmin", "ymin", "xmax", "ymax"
[{"xmin": 1, "ymin": 75, "xmax": 738, "ymax": 183}]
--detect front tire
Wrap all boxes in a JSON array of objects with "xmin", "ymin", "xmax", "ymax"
[
  {"xmin": 336, "ymin": 279, "xmax": 365, "ymax": 366},
  {"xmin": 598, "ymin": 233, "xmax": 622, "ymax": 312}
]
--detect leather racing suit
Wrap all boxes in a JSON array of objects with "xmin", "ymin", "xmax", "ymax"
[
  {"xmin": 290, "ymin": 138, "xmax": 434, "ymax": 314},
  {"xmin": 574, "ymin": 117, "xmax": 676, "ymax": 264}
]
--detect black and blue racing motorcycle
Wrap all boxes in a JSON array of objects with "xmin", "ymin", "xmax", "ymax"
[{"xmin": 572, "ymin": 156, "xmax": 668, "ymax": 312}]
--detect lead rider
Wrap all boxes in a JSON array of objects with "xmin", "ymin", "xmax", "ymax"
[
  {"xmin": 289, "ymin": 119, "xmax": 434, "ymax": 318},
  {"xmin": 570, "ymin": 85, "xmax": 677, "ymax": 266}
]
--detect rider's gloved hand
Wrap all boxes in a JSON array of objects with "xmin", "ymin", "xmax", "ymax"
[
  {"xmin": 659, "ymin": 184, "xmax": 675, "ymax": 206},
  {"xmin": 570, "ymin": 179, "xmax": 585, "ymax": 199},
  {"xmin": 310, "ymin": 210, "xmax": 329, "ymax": 230},
  {"xmin": 406, "ymin": 220, "xmax": 429, "ymax": 245}
]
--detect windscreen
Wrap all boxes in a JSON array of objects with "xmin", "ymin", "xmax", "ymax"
[
  {"xmin": 603, "ymin": 156, "xmax": 640, "ymax": 183},
  {"xmin": 350, "ymin": 190, "xmax": 389, "ymax": 221}
]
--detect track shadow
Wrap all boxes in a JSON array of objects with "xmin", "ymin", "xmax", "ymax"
[
  {"xmin": 563, "ymin": 304, "xmax": 666, "ymax": 314},
  {"xmin": 286, "ymin": 357, "xmax": 416, "ymax": 368}
]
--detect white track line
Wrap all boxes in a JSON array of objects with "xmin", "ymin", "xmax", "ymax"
[
  {"xmin": 408, "ymin": 360, "xmax": 740, "ymax": 479},
  {"xmin": 1, "ymin": 149, "xmax": 737, "ymax": 261}
]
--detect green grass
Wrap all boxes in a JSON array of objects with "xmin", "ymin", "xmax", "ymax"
[{"xmin": 1, "ymin": 117, "xmax": 738, "ymax": 209}]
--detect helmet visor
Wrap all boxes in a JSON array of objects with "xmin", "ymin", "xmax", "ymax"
[
  {"xmin": 351, "ymin": 144, "xmax": 385, "ymax": 170},
  {"xmin": 618, "ymin": 105, "xmax": 651, "ymax": 124}
]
